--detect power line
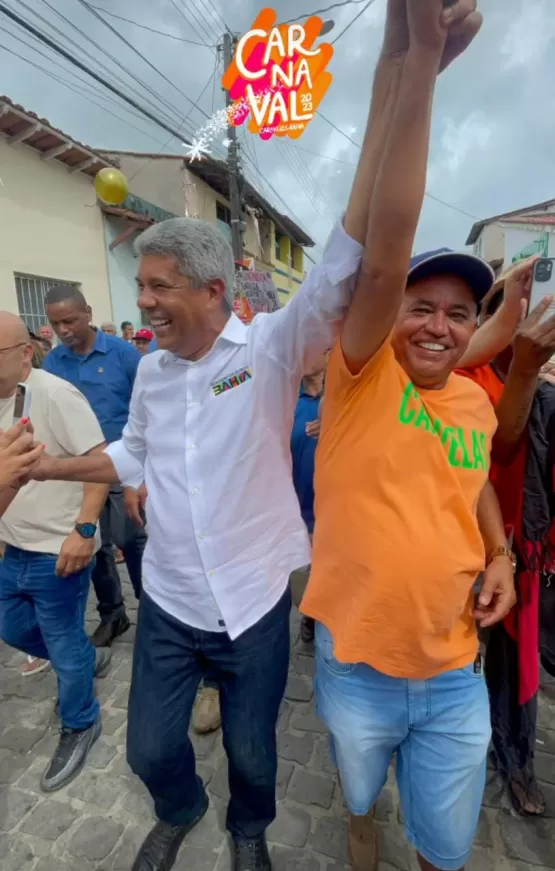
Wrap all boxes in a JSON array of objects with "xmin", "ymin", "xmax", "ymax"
[
  {"xmin": 331, "ymin": 0, "xmax": 377, "ymax": 44},
  {"xmin": 288, "ymin": 142, "xmax": 356, "ymax": 166},
  {"xmin": 85, "ymin": 4, "xmax": 215, "ymax": 46},
  {"xmin": 423, "ymin": 193, "xmax": 478, "ymax": 220},
  {"xmin": 12, "ymin": 0, "xmax": 184, "ymax": 131},
  {"xmin": 0, "ymin": 2, "xmax": 196, "ymax": 146},
  {"xmin": 286, "ymin": 0, "xmax": 372, "ymax": 24},
  {"xmin": 196, "ymin": 0, "xmax": 231, "ymax": 34},
  {"xmin": 2, "ymin": 22, "xmax": 169, "ymax": 130},
  {"xmin": 276, "ymin": 140, "xmax": 327, "ymax": 222},
  {"xmin": 169, "ymin": 0, "xmax": 213, "ymax": 49},
  {"xmin": 76, "ymin": 0, "xmax": 214, "ymax": 122},
  {"xmin": 184, "ymin": 0, "xmax": 217, "ymax": 47},
  {"xmin": 128, "ymin": 56, "xmax": 222, "ymax": 184},
  {"xmin": 27, "ymin": 0, "xmax": 197, "ymax": 133},
  {"xmin": 314, "ymin": 112, "xmax": 479, "ymax": 219},
  {"xmin": 0, "ymin": 40, "xmax": 168, "ymax": 146}
]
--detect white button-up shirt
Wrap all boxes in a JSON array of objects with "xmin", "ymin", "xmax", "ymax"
[{"xmin": 106, "ymin": 221, "xmax": 362, "ymax": 639}]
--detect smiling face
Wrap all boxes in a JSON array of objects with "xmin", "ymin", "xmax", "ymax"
[
  {"xmin": 136, "ymin": 254, "xmax": 227, "ymax": 359},
  {"xmin": 392, "ymin": 274, "xmax": 478, "ymax": 390}
]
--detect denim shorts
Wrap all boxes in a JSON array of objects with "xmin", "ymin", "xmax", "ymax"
[{"xmin": 315, "ymin": 622, "xmax": 490, "ymax": 871}]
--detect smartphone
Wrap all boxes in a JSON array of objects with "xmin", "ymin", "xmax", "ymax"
[
  {"xmin": 530, "ymin": 258, "xmax": 555, "ymax": 323},
  {"xmin": 13, "ymin": 383, "xmax": 32, "ymax": 424}
]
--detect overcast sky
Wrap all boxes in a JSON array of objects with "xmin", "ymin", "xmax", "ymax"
[{"xmin": 1, "ymin": 0, "xmax": 554, "ymax": 260}]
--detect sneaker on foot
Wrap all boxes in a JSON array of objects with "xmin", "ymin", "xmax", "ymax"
[
  {"xmin": 132, "ymin": 797, "xmax": 209, "ymax": 871},
  {"xmin": 90, "ymin": 615, "xmax": 130, "ymax": 648},
  {"xmin": 192, "ymin": 686, "xmax": 221, "ymax": 734},
  {"xmin": 349, "ymin": 810, "xmax": 377, "ymax": 871},
  {"xmin": 232, "ymin": 835, "xmax": 272, "ymax": 871},
  {"xmin": 21, "ymin": 656, "xmax": 50, "ymax": 677},
  {"xmin": 94, "ymin": 647, "xmax": 112, "ymax": 678},
  {"xmin": 40, "ymin": 718, "xmax": 101, "ymax": 792}
]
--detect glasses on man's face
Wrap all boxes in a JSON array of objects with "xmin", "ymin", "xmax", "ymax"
[{"xmin": 0, "ymin": 342, "xmax": 25, "ymax": 354}]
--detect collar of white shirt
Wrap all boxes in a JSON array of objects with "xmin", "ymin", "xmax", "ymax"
[{"xmin": 158, "ymin": 313, "xmax": 247, "ymax": 368}]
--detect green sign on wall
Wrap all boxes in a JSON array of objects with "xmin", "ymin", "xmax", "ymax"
[{"xmin": 121, "ymin": 193, "xmax": 177, "ymax": 224}]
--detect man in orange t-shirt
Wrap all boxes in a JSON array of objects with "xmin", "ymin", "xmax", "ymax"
[
  {"xmin": 302, "ymin": 247, "xmax": 515, "ymax": 869},
  {"xmin": 300, "ymin": 4, "xmax": 516, "ymax": 870}
]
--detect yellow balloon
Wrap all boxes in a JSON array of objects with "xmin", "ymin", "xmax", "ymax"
[{"xmin": 94, "ymin": 168, "xmax": 129, "ymax": 205}]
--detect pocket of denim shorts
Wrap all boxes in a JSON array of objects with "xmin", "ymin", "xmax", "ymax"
[
  {"xmin": 315, "ymin": 623, "xmax": 357, "ymax": 676},
  {"xmin": 460, "ymin": 661, "xmax": 485, "ymax": 680}
]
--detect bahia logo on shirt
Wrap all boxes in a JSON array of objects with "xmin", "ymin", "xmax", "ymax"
[{"xmin": 212, "ymin": 367, "xmax": 252, "ymax": 397}]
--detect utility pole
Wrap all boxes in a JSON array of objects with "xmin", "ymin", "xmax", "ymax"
[{"xmin": 222, "ymin": 31, "xmax": 244, "ymax": 265}]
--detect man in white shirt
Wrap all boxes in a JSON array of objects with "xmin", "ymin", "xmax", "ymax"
[
  {"xmin": 0, "ymin": 313, "xmax": 111, "ymax": 793},
  {"xmin": 26, "ymin": 2, "xmax": 481, "ymax": 868},
  {"xmin": 29, "ymin": 215, "xmax": 358, "ymax": 871}
]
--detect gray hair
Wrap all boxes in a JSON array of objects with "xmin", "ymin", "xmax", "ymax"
[{"xmin": 135, "ymin": 218, "xmax": 235, "ymax": 308}]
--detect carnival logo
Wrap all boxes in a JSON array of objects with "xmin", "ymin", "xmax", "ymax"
[{"xmin": 222, "ymin": 8, "xmax": 334, "ymax": 141}]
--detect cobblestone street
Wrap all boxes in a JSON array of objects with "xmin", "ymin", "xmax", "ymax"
[{"xmin": 1, "ymin": 571, "xmax": 555, "ymax": 871}]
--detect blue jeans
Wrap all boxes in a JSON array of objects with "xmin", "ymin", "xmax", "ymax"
[
  {"xmin": 127, "ymin": 589, "xmax": 291, "ymax": 836},
  {"xmin": 0, "ymin": 546, "xmax": 99, "ymax": 731},
  {"xmin": 315, "ymin": 622, "xmax": 490, "ymax": 871},
  {"xmin": 93, "ymin": 485, "xmax": 147, "ymax": 622}
]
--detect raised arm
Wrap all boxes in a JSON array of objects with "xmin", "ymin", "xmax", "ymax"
[
  {"xmin": 494, "ymin": 300, "xmax": 555, "ymax": 462},
  {"xmin": 255, "ymin": 1, "xmax": 411, "ymax": 374},
  {"xmin": 342, "ymin": 0, "xmax": 481, "ymax": 374},
  {"xmin": 344, "ymin": 0, "xmax": 409, "ymax": 245},
  {"xmin": 346, "ymin": 0, "xmax": 481, "ymax": 245},
  {"xmin": 458, "ymin": 258, "xmax": 536, "ymax": 369}
]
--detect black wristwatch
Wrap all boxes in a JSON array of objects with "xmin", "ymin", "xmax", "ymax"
[{"xmin": 75, "ymin": 522, "xmax": 97, "ymax": 539}]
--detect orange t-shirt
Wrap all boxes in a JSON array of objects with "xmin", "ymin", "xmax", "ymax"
[{"xmin": 301, "ymin": 341, "xmax": 497, "ymax": 679}]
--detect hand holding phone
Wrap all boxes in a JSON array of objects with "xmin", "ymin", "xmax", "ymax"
[{"xmin": 530, "ymin": 258, "xmax": 555, "ymax": 324}]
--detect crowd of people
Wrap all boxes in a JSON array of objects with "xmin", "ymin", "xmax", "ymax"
[{"xmin": 1, "ymin": 2, "xmax": 555, "ymax": 870}]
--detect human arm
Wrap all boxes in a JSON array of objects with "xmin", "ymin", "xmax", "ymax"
[
  {"xmin": 475, "ymin": 480, "xmax": 516, "ymax": 627},
  {"xmin": 254, "ymin": 0, "xmax": 412, "ymax": 374},
  {"xmin": 342, "ymin": 1, "xmax": 480, "ymax": 374},
  {"xmin": 493, "ymin": 298, "xmax": 555, "ymax": 461},
  {"xmin": 56, "ymin": 444, "xmax": 110, "ymax": 577},
  {"xmin": 30, "ymin": 371, "xmax": 147, "ymax": 486},
  {"xmin": 345, "ymin": 0, "xmax": 482, "ymax": 244},
  {"xmin": 458, "ymin": 257, "xmax": 536, "ymax": 369}
]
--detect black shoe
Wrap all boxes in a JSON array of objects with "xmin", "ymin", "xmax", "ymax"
[
  {"xmin": 132, "ymin": 797, "xmax": 209, "ymax": 871},
  {"xmin": 90, "ymin": 615, "xmax": 130, "ymax": 648},
  {"xmin": 232, "ymin": 835, "xmax": 272, "ymax": 871},
  {"xmin": 300, "ymin": 616, "xmax": 315, "ymax": 644},
  {"xmin": 40, "ymin": 717, "xmax": 101, "ymax": 792}
]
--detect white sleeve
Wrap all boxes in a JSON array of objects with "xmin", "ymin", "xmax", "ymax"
[
  {"xmin": 104, "ymin": 367, "xmax": 146, "ymax": 489},
  {"xmin": 254, "ymin": 220, "xmax": 363, "ymax": 375}
]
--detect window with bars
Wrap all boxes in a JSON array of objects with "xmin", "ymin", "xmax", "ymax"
[{"xmin": 14, "ymin": 273, "xmax": 81, "ymax": 334}]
